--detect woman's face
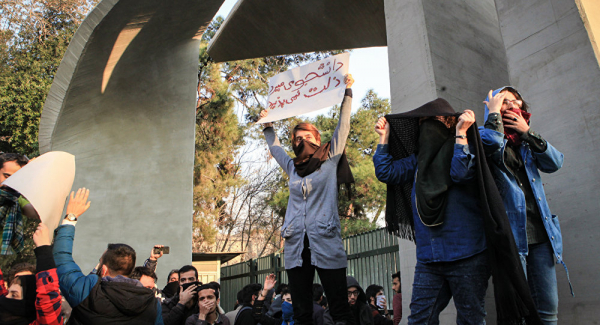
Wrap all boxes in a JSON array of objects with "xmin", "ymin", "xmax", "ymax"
[
  {"xmin": 500, "ymin": 90, "xmax": 522, "ymax": 113},
  {"xmin": 7, "ymin": 282, "xmax": 23, "ymax": 300},
  {"xmin": 294, "ymin": 130, "xmax": 320, "ymax": 147}
]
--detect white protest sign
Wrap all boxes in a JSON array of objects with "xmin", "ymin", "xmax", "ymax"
[
  {"xmin": 2, "ymin": 151, "xmax": 75, "ymax": 236},
  {"xmin": 258, "ymin": 52, "xmax": 349, "ymax": 123}
]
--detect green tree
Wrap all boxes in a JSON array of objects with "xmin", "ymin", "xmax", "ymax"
[
  {"xmin": 0, "ymin": 0, "xmax": 94, "ymax": 155},
  {"xmin": 0, "ymin": 0, "xmax": 96, "ymax": 270}
]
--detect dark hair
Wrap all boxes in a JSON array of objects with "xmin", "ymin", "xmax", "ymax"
[
  {"xmin": 0, "ymin": 153, "xmax": 28, "ymax": 169},
  {"xmin": 391, "ymin": 272, "xmax": 400, "ymax": 280},
  {"xmin": 501, "ymin": 87, "xmax": 529, "ymax": 112},
  {"xmin": 233, "ymin": 289, "xmax": 244, "ymax": 309},
  {"xmin": 8, "ymin": 263, "xmax": 36, "ymax": 285},
  {"xmin": 178, "ymin": 265, "xmax": 198, "ymax": 279},
  {"xmin": 312, "ymin": 283, "xmax": 324, "ymax": 302},
  {"xmin": 275, "ymin": 283, "xmax": 288, "ymax": 295},
  {"xmin": 365, "ymin": 284, "xmax": 384, "ymax": 304},
  {"xmin": 208, "ymin": 281, "xmax": 220, "ymax": 292},
  {"xmin": 130, "ymin": 266, "xmax": 157, "ymax": 282},
  {"xmin": 198, "ymin": 284, "xmax": 220, "ymax": 299},
  {"xmin": 292, "ymin": 123, "xmax": 321, "ymax": 147},
  {"xmin": 102, "ymin": 243, "xmax": 136, "ymax": 276},
  {"xmin": 241, "ymin": 283, "xmax": 262, "ymax": 305},
  {"xmin": 167, "ymin": 269, "xmax": 179, "ymax": 282},
  {"xmin": 281, "ymin": 288, "xmax": 291, "ymax": 298}
]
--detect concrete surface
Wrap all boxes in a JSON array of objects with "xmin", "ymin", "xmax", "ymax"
[
  {"xmin": 207, "ymin": 0, "xmax": 387, "ymax": 62},
  {"xmin": 384, "ymin": 0, "xmax": 509, "ymax": 322},
  {"xmin": 39, "ymin": 0, "xmax": 224, "ymax": 285},
  {"xmin": 494, "ymin": 0, "xmax": 600, "ymax": 323}
]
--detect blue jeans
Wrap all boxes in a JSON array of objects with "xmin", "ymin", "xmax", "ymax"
[
  {"xmin": 408, "ymin": 252, "xmax": 490, "ymax": 325},
  {"xmin": 521, "ymin": 241, "xmax": 559, "ymax": 325}
]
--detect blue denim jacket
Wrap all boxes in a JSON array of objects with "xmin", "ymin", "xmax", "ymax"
[{"xmin": 373, "ymin": 144, "xmax": 486, "ymax": 264}]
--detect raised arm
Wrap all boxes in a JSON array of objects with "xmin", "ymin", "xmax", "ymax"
[
  {"xmin": 373, "ymin": 117, "xmax": 416, "ymax": 185},
  {"xmin": 262, "ymin": 127, "xmax": 294, "ymax": 176},
  {"xmin": 329, "ymin": 74, "xmax": 354, "ymax": 159},
  {"xmin": 53, "ymin": 188, "xmax": 96, "ymax": 308},
  {"xmin": 450, "ymin": 110, "xmax": 477, "ymax": 183},
  {"xmin": 32, "ymin": 223, "xmax": 63, "ymax": 325}
]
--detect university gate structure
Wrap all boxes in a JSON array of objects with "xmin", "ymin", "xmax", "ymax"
[{"xmin": 40, "ymin": 0, "xmax": 599, "ymax": 323}]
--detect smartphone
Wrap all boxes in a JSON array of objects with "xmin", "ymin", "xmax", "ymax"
[
  {"xmin": 376, "ymin": 295, "xmax": 386, "ymax": 309},
  {"xmin": 153, "ymin": 246, "xmax": 170, "ymax": 254}
]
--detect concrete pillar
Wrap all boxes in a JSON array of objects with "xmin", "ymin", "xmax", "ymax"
[
  {"xmin": 384, "ymin": 0, "xmax": 509, "ymax": 322},
  {"xmin": 494, "ymin": 0, "xmax": 600, "ymax": 323},
  {"xmin": 39, "ymin": 0, "xmax": 223, "ymax": 285}
]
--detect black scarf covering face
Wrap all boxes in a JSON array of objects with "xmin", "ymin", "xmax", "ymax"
[
  {"xmin": 415, "ymin": 119, "xmax": 455, "ymax": 226},
  {"xmin": 0, "ymin": 274, "xmax": 37, "ymax": 325},
  {"xmin": 292, "ymin": 139, "xmax": 354, "ymax": 190},
  {"xmin": 384, "ymin": 98, "xmax": 542, "ymax": 325}
]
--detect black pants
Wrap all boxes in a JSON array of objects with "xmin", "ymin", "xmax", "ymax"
[{"xmin": 286, "ymin": 235, "xmax": 354, "ymax": 325}]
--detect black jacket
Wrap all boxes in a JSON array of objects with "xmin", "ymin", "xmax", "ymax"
[
  {"xmin": 162, "ymin": 294, "xmax": 199, "ymax": 325},
  {"xmin": 68, "ymin": 279, "xmax": 159, "ymax": 325}
]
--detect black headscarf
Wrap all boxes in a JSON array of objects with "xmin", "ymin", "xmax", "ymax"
[
  {"xmin": 292, "ymin": 139, "xmax": 354, "ymax": 192},
  {"xmin": 384, "ymin": 98, "xmax": 542, "ymax": 325},
  {"xmin": 0, "ymin": 274, "xmax": 37, "ymax": 325}
]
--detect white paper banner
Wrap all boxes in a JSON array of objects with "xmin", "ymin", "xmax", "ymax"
[
  {"xmin": 258, "ymin": 52, "xmax": 350, "ymax": 123},
  {"xmin": 2, "ymin": 151, "xmax": 75, "ymax": 235}
]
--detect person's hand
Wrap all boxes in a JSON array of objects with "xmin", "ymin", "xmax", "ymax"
[
  {"xmin": 66, "ymin": 188, "xmax": 91, "ymax": 218},
  {"xmin": 344, "ymin": 74, "xmax": 354, "ymax": 88},
  {"xmin": 259, "ymin": 110, "xmax": 273, "ymax": 128},
  {"xmin": 483, "ymin": 90, "xmax": 505, "ymax": 114},
  {"xmin": 375, "ymin": 117, "xmax": 390, "ymax": 144},
  {"xmin": 150, "ymin": 245, "xmax": 164, "ymax": 261},
  {"xmin": 503, "ymin": 111, "xmax": 530, "ymax": 134},
  {"xmin": 375, "ymin": 117, "xmax": 389, "ymax": 137},
  {"xmin": 379, "ymin": 295, "xmax": 388, "ymax": 313},
  {"xmin": 179, "ymin": 284, "xmax": 198, "ymax": 307},
  {"xmin": 198, "ymin": 299, "xmax": 215, "ymax": 320},
  {"xmin": 456, "ymin": 110, "xmax": 475, "ymax": 134},
  {"xmin": 33, "ymin": 223, "xmax": 50, "ymax": 247},
  {"xmin": 263, "ymin": 273, "xmax": 276, "ymax": 292}
]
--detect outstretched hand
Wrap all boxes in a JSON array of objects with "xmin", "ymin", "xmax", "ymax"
[
  {"xmin": 483, "ymin": 90, "xmax": 505, "ymax": 114},
  {"xmin": 33, "ymin": 223, "xmax": 50, "ymax": 247},
  {"xmin": 344, "ymin": 74, "xmax": 354, "ymax": 88},
  {"xmin": 66, "ymin": 188, "xmax": 91, "ymax": 218},
  {"xmin": 259, "ymin": 110, "xmax": 273, "ymax": 127},
  {"xmin": 150, "ymin": 245, "xmax": 164, "ymax": 261},
  {"xmin": 263, "ymin": 273, "xmax": 277, "ymax": 292}
]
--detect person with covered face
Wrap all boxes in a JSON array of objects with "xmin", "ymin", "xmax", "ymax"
[
  {"xmin": 259, "ymin": 74, "xmax": 354, "ymax": 325},
  {"xmin": 480, "ymin": 88, "xmax": 571, "ymax": 325},
  {"xmin": 0, "ymin": 223, "xmax": 63, "ymax": 325},
  {"xmin": 372, "ymin": 103, "xmax": 490, "ymax": 324}
]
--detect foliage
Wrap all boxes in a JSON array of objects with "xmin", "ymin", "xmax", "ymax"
[
  {"xmin": 0, "ymin": 0, "xmax": 98, "ymax": 271},
  {"xmin": 0, "ymin": 0, "xmax": 96, "ymax": 155}
]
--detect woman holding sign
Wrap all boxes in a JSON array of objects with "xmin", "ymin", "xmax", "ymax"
[{"xmin": 259, "ymin": 74, "xmax": 354, "ymax": 325}]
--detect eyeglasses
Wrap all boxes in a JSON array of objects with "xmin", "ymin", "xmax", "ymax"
[
  {"xmin": 347, "ymin": 290, "xmax": 359, "ymax": 297},
  {"xmin": 502, "ymin": 99, "xmax": 523, "ymax": 108}
]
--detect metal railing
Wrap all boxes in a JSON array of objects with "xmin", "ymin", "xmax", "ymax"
[{"xmin": 220, "ymin": 227, "xmax": 400, "ymax": 312}]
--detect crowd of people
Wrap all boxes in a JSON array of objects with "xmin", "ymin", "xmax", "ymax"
[{"xmin": 0, "ymin": 79, "xmax": 568, "ymax": 325}]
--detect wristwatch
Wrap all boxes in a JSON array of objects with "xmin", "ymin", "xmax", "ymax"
[
  {"xmin": 454, "ymin": 134, "xmax": 467, "ymax": 139},
  {"xmin": 65, "ymin": 213, "xmax": 77, "ymax": 222}
]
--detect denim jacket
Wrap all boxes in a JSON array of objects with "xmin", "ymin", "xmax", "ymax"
[
  {"xmin": 373, "ymin": 143, "xmax": 486, "ymax": 264},
  {"xmin": 479, "ymin": 87, "xmax": 571, "ymax": 294}
]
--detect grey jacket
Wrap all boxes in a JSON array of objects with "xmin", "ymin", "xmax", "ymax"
[{"xmin": 263, "ymin": 93, "xmax": 352, "ymax": 269}]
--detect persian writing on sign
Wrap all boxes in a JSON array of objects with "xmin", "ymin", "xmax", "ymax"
[{"xmin": 257, "ymin": 53, "xmax": 349, "ymax": 123}]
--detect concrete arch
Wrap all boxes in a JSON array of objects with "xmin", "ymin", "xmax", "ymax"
[{"xmin": 39, "ymin": 0, "xmax": 224, "ymax": 284}]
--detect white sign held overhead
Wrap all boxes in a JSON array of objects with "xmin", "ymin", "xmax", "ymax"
[
  {"xmin": 258, "ymin": 52, "xmax": 350, "ymax": 123},
  {"xmin": 2, "ymin": 151, "xmax": 75, "ymax": 236}
]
